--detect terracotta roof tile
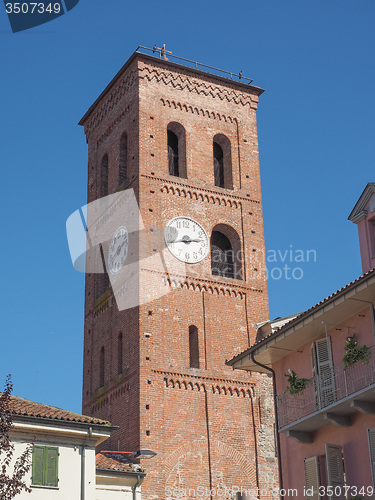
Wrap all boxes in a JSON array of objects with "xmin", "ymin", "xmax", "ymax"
[
  {"xmin": 96, "ymin": 452, "xmax": 138, "ymax": 472},
  {"xmin": 5, "ymin": 395, "xmax": 111, "ymax": 425}
]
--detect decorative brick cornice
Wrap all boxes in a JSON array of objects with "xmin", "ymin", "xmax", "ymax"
[
  {"xmin": 161, "ymin": 183, "xmax": 243, "ymax": 208},
  {"xmin": 160, "ymin": 97, "xmax": 238, "ymax": 123},
  {"xmin": 96, "ymin": 105, "xmax": 131, "ymax": 148},
  {"xmin": 141, "ymin": 268, "xmax": 264, "ymax": 297},
  {"xmin": 94, "ymin": 290, "xmax": 113, "ymax": 315},
  {"xmin": 139, "ymin": 65, "xmax": 258, "ymax": 109},
  {"xmin": 91, "ymin": 377, "xmax": 134, "ymax": 413},
  {"xmin": 142, "ymin": 174, "xmax": 261, "ymax": 206},
  {"xmin": 155, "ymin": 369, "xmax": 254, "ymax": 397},
  {"xmin": 85, "ymin": 69, "xmax": 137, "ymax": 137}
]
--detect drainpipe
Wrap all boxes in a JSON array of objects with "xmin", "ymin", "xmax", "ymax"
[
  {"xmin": 132, "ymin": 473, "xmax": 142, "ymax": 500},
  {"xmin": 250, "ymin": 351, "xmax": 284, "ymax": 500},
  {"xmin": 81, "ymin": 426, "xmax": 92, "ymax": 500}
]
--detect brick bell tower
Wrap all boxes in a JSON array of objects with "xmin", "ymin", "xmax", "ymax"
[{"xmin": 79, "ymin": 47, "xmax": 278, "ymax": 499}]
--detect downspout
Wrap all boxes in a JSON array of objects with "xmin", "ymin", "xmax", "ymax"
[
  {"xmin": 250, "ymin": 351, "xmax": 284, "ymax": 499},
  {"xmin": 132, "ymin": 473, "xmax": 142, "ymax": 500},
  {"xmin": 81, "ymin": 426, "xmax": 92, "ymax": 500}
]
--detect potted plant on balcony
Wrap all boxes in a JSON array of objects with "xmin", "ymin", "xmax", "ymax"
[
  {"xmin": 284, "ymin": 369, "xmax": 310, "ymax": 394},
  {"xmin": 342, "ymin": 334, "xmax": 371, "ymax": 370}
]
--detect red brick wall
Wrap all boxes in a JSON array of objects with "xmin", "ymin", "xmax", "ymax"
[{"xmin": 81, "ymin": 53, "xmax": 278, "ymax": 499}]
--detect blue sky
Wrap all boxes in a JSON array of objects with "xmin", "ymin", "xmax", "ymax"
[{"xmin": 1, "ymin": 0, "xmax": 374, "ymax": 413}]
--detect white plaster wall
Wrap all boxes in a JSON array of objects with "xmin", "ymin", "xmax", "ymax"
[
  {"xmin": 96, "ymin": 474, "xmax": 143, "ymax": 500},
  {"xmin": 10, "ymin": 435, "xmax": 97, "ymax": 500},
  {"xmin": 95, "ymin": 483, "xmax": 135, "ymax": 500}
]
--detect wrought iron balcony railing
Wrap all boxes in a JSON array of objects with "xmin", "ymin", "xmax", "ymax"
[{"xmin": 277, "ymin": 345, "xmax": 375, "ymax": 429}]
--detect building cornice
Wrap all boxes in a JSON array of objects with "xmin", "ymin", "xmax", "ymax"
[
  {"xmin": 350, "ymin": 210, "xmax": 368, "ymax": 224},
  {"xmin": 348, "ymin": 183, "xmax": 375, "ymax": 222},
  {"xmin": 79, "ymin": 51, "xmax": 264, "ymax": 128}
]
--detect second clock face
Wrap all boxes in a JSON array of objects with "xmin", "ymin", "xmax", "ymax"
[
  {"xmin": 165, "ymin": 217, "xmax": 209, "ymax": 263},
  {"xmin": 108, "ymin": 226, "xmax": 129, "ymax": 274}
]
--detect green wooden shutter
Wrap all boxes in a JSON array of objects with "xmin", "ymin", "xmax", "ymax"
[
  {"xmin": 44, "ymin": 447, "xmax": 59, "ymax": 487},
  {"xmin": 32, "ymin": 446, "xmax": 44, "ymax": 485},
  {"xmin": 325, "ymin": 444, "xmax": 345, "ymax": 500},
  {"xmin": 304, "ymin": 456, "xmax": 320, "ymax": 500}
]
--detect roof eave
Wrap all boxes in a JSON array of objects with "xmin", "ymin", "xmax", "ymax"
[
  {"xmin": 227, "ymin": 268, "xmax": 375, "ymax": 369},
  {"xmin": 96, "ymin": 468, "xmax": 146, "ymax": 478},
  {"xmin": 13, "ymin": 413, "xmax": 118, "ymax": 433}
]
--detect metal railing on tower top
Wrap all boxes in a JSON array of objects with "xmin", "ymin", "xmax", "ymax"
[{"xmin": 135, "ymin": 44, "xmax": 254, "ymax": 84}]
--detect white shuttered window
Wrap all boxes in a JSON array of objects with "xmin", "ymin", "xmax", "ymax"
[
  {"xmin": 304, "ymin": 456, "xmax": 320, "ymax": 500},
  {"xmin": 313, "ymin": 337, "xmax": 335, "ymax": 408},
  {"xmin": 325, "ymin": 444, "xmax": 345, "ymax": 500}
]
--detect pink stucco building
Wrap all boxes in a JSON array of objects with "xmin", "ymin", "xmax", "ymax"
[{"xmin": 229, "ymin": 184, "xmax": 375, "ymax": 499}]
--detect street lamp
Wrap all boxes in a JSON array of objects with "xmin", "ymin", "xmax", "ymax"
[{"xmin": 132, "ymin": 449, "xmax": 157, "ymax": 460}]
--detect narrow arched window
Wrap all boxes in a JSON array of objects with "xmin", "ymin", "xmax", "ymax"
[
  {"xmin": 213, "ymin": 142, "xmax": 224, "ymax": 188},
  {"xmin": 189, "ymin": 326, "xmax": 199, "ymax": 368},
  {"xmin": 101, "ymin": 154, "xmax": 109, "ymax": 197},
  {"xmin": 96, "ymin": 244, "xmax": 110, "ymax": 299},
  {"xmin": 167, "ymin": 122, "xmax": 187, "ymax": 178},
  {"xmin": 211, "ymin": 231, "xmax": 234, "ymax": 279},
  {"xmin": 118, "ymin": 333, "xmax": 123, "ymax": 375},
  {"xmin": 213, "ymin": 135, "xmax": 233, "ymax": 189},
  {"xmin": 103, "ymin": 272, "xmax": 110, "ymax": 292},
  {"xmin": 119, "ymin": 134, "xmax": 127, "ymax": 187},
  {"xmin": 99, "ymin": 347, "xmax": 105, "ymax": 387},
  {"xmin": 168, "ymin": 130, "xmax": 179, "ymax": 176}
]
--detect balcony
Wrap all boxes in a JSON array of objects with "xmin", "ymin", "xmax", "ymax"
[{"xmin": 277, "ymin": 345, "xmax": 375, "ymax": 442}]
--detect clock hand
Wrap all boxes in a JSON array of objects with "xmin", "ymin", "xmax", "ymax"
[
  {"xmin": 167, "ymin": 238, "xmax": 204, "ymax": 244},
  {"xmin": 116, "ymin": 240, "xmax": 127, "ymax": 254}
]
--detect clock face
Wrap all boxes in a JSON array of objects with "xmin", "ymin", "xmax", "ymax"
[
  {"xmin": 165, "ymin": 217, "xmax": 209, "ymax": 263},
  {"xmin": 108, "ymin": 226, "xmax": 129, "ymax": 275}
]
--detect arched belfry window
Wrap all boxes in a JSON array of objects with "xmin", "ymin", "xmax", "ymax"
[
  {"xmin": 99, "ymin": 347, "xmax": 105, "ymax": 387},
  {"xmin": 168, "ymin": 130, "xmax": 179, "ymax": 176},
  {"xmin": 213, "ymin": 142, "xmax": 224, "ymax": 188},
  {"xmin": 119, "ymin": 133, "xmax": 128, "ymax": 187},
  {"xmin": 211, "ymin": 231, "xmax": 234, "ymax": 278},
  {"xmin": 167, "ymin": 122, "xmax": 187, "ymax": 178},
  {"xmin": 189, "ymin": 325, "xmax": 199, "ymax": 368},
  {"xmin": 101, "ymin": 154, "xmax": 109, "ymax": 197},
  {"xmin": 210, "ymin": 225, "xmax": 242, "ymax": 280},
  {"xmin": 213, "ymin": 134, "xmax": 233, "ymax": 189}
]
